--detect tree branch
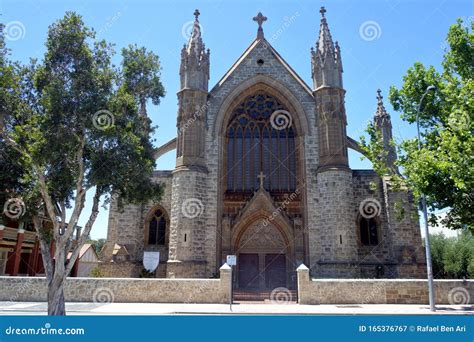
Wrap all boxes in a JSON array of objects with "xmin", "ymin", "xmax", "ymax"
[
  {"xmin": 60, "ymin": 200, "xmax": 66, "ymax": 230},
  {"xmin": 0, "ymin": 129, "xmax": 31, "ymax": 160},
  {"xmin": 36, "ymin": 172, "xmax": 61, "ymax": 239},
  {"xmin": 63, "ymin": 134, "xmax": 87, "ymax": 242},
  {"xmin": 65, "ymin": 187, "xmax": 102, "ymax": 276},
  {"xmin": 32, "ymin": 215, "xmax": 54, "ymax": 281}
]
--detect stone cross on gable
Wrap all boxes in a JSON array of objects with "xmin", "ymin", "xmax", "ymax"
[
  {"xmin": 194, "ymin": 9, "xmax": 200, "ymax": 20},
  {"xmin": 253, "ymin": 12, "xmax": 267, "ymax": 39},
  {"xmin": 257, "ymin": 171, "xmax": 266, "ymax": 189}
]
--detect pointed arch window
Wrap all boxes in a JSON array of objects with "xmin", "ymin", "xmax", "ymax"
[
  {"xmin": 226, "ymin": 91, "xmax": 297, "ymax": 192},
  {"xmin": 148, "ymin": 209, "xmax": 167, "ymax": 245},
  {"xmin": 359, "ymin": 217, "xmax": 378, "ymax": 246}
]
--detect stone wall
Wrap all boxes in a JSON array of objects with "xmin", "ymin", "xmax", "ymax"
[
  {"xmin": 101, "ymin": 171, "xmax": 173, "ymax": 278},
  {"xmin": 352, "ymin": 170, "xmax": 395, "ymax": 277},
  {"xmin": 350, "ymin": 171, "xmax": 426, "ymax": 279},
  {"xmin": 297, "ymin": 265, "xmax": 473, "ymax": 305},
  {"xmin": 98, "ymin": 261, "xmax": 141, "ymax": 278},
  {"xmin": 0, "ymin": 264, "xmax": 232, "ymax": 304},
  {"xmin": 382, "ymin": 177, "xmax": 427, "ymax": 278},
  {"xmin": 2, "ymin": 265, "xmax": 471, "ymax": 306}
]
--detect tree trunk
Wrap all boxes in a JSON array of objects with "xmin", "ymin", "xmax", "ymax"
[
  {"xmin": 33, "ymin": 187, "xmax": 101, "ymax": 316},
  {"xmin": 139, "ymin": 99, "xmax": 147, "ymax": 116},
  {"xmin": 47, "ymin": 275, "xmax": 66, "ymax": 316}
]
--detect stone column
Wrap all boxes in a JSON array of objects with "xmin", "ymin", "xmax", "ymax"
[
  {"xmin": 219, "ymin": 263, "xmax": 232, "ymax": 304},
  {"xmin": 220, "ymin": 216, "xmax": 231, "ymax": 261},
  {"xmin": 313, "ymin": 170, "xmax": 359, "ymax": 278},
  {"xmin": 11, "ymin": 228, "xmax": 25, "ymax": 276},
  {"xmin": 167, "ymin": 170, "xmax": 210, "ymax": 278},
  {"xmin": 309, "ymin": 7, "xmax": 359, "ymax": 278},
  {"xmin": 296, "ymin": 264, "xmax": 309, "ymax": 304},
  {"xmin": 293, "ymin": 218, "xmax": 305, "ymax": 266}
]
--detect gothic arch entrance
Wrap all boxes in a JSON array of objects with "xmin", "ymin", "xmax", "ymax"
[{"xmin": 233, "ymin": 217, "xmax": 294, "ymax": 290}]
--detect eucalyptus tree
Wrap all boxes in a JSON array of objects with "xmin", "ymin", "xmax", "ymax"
[{"xmin": 0, "ymin": 12, "xmax": 164, "ymax": 315}]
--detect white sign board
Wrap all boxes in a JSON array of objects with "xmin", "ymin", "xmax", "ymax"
[
  {"xmin": 143, "ymin": 251, "xmax": 160, "ymax": 272},
  {"xmin": 226, "ymin": 255, "xmax": 237, "ymax": 266}
]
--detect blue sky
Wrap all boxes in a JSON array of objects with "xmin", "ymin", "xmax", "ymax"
[{"xmin": 2, "ymin": 0, "xmax": 471, "ymax": 239}]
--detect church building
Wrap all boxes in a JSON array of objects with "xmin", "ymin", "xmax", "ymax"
[{"xmin": 102, "ymin": 8, "xmax": 426, "ymax": 290}]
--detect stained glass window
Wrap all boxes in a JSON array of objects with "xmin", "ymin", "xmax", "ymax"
[{"xmin": 226, "ymin": 91, "xmax": 297, "ymax": 192}]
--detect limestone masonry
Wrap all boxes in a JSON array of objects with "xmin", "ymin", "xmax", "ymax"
[
  {"xmin": 0, "ymin": 274, "xmax": 472, "ymax": 305},
  {"xmin": 101, "ymin": 8, "xmax": 426, "ymax": 288}
]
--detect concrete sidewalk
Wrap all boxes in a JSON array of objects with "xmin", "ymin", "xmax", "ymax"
[{"xmin": 0, "ymin": 301, "xmax": 472, "ymax": 315}]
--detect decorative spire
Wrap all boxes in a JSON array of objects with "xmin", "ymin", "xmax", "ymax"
[
  {"xmin": 180, "ymin": 9, "xmax": 210, "ymax": 91},
  {"xmin": 311, "ymin": 7, "xmax": 343, "ymax": 89},
  {"xmin": 253, "ymin": 12, "xmax": 267, "ymax": 39},
  {"xmin": 373, "ymin": 89, "xmax": 397, "ymax": 172},
  {"xmin": 187, "ymin": 9, "xmax": 204, "ymax": 55},
  {"xmin": 375, "ymin": 89, "xmax": 390, "ymax": 119},
  {"xmin": 317, "ymin": 6, "xmax": 335, "ymax": 57},
  {"xmin": 335, "ymin": 41, "xmax": 343, "ymax": 73}
]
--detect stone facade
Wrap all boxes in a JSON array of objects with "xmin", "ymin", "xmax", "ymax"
[
  {"xmin": 103, "ymin": 9, "xmax": 426, "ymax": 285},
  {"xmin": 101, "ymin": 171, "xmax": 173, "ymax": 277}
]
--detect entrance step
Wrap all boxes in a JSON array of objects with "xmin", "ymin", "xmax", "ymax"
[{"xmin": 233, "ymin": 290, "xmax": 297, "ymax": 303}]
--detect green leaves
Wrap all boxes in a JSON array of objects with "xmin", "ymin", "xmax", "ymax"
[
  {"xmin": 431, "ymin": 231, "xmax": 474, "ymax": 278},
  {"xmin": 443, "ymin": 19, "xmax": 474, "ymax": 80},
  {"xmin": 1, "ymin": 11, "xmax": 165, "ymax": 223},
  {"xmin": 0, "ymin": 10, "xmax": 167, "ymax": 316},
  {"xmin": 121, "ymin": 44, "xmax": 165, "ymax": 116},
  {"xmin": 363, "ymin": 18, "xmax": 473, "ymax": 233},
  {"xmin": 388, "ymin": 63, "xmax": 444, "ymax": 128}
]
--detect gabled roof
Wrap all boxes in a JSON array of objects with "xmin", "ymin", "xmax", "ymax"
[
  {"xmin": 233, "ymin": 186, "xmax": 292, "ymax": 227},
  {"xmin": 112, "ymin": 243, "xmax": 130, "ymax": 256},
  {"xmin": 211, "ymin": 38, "xmax": 313, "ymax": 96},
  {"xmin": 67, "ymin": 243, "xmax": 99, "ymax": 260}
]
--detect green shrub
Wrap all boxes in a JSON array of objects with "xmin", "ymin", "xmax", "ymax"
[
  {"xmin": 430, "ymin": 230, "xmax": 474, "ymax": 279},
  {"xmin": 89, "ymin": 267, "xmax": 104, "ymax": 278}
]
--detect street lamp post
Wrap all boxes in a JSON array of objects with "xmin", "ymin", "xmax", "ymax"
[{"xmin": 416, "ymin": 85, "xmax": 437, "ymax": 312}]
